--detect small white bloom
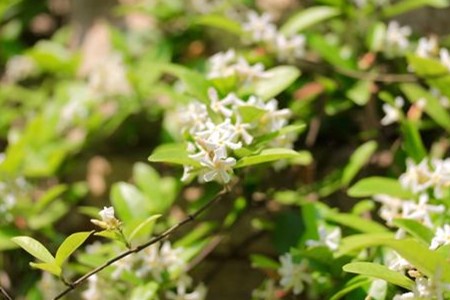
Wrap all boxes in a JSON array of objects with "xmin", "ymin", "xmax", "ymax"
[
  {"xmin": 198, "ymin": 150, "xmax": 236, "ymax": 184},
  {"xmin": 243, "ymin": 11, "xmax": 277, "ymax": 44},
  {"xmin": 416, "ymin": 36, "xmax": 438, "ymax": 58},
  {"xmin": 374, "ymin": 194, "xmax": 404, "ymax": 225},
  {"xmin": 306, "ymin": 225, "xmax": 341, "ymax": 250},
  {"xmin": 399, "ymin": 159, "xmax": 434, "ymax": 194},
  {"xmin": 384, "ymin": 21, "xmax": 411, "ymax": 57},
  {"xmin": 380, "ymin": 96, "xmax": 404, "ymax": 126},
  {"xmin": 430, "ymin": 224, "xmax": 450, "ymax": 250},
  {"xmin": 207, "ymin": 49, "xmax": 237, "ymax": 79},
  {"xmin": 166, "ymin": 277, "xmax": 207, "ymax": 300},
  {"xmin": 401, "ymin": 194, "xmax": 445, "ymax": 228},
  {"xmin": 386, "ymin": 250, "xmax": 412, "ymax": 272},
  {"xmin": 91, "ymin": 206, "xmax": 121, "ymax": 230},
  {"xmin": 439, "ymin": 48, "xmax": 450, "ymax": 71},
  {"xmin": 278, "ymin": 253, "xmax": 312, "ymax": 295},
  {"xmin": 81, "ymin": 275, "xmax": 102, "ymax": 300},
  {"xmin": 234, "ymin": 57, "xmax": 271, "ymax": 82},
  {"xmin": 275, "ymin": 34, "xmax": 306, "ymax": 62}
]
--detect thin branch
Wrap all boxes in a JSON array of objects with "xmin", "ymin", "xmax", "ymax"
[
  {"xmin": 53, "ymin": 188, "xmax": 229, "ymax": 300},
  {"xmin": 0, "ymin": 287, "xmax": 12, "ymax": 300}
]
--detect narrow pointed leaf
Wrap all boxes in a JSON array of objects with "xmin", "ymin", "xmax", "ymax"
[
  {"xmin": 348, "ymin": 177, "xmax": 413, "ymax": 198},
  {"xmin": 254, "ymin": 66, "xmax": 300, "ymax": 100},
  {"xmin": 55, "ymin": 231, "xmax": 94, "ymax": 266},
  {"xmin": 148, "ymin": 143, "xmax": 201, "ymax": 167},
  {"xmin": 12, "ymin": 236, "xmax": 55, "ymax": 263},
  {"xmin": 342, "ymin": 141, "xmax": 377, "ymax": 186},
  {"xmin": 280, "ymin": 6, "xmax": 340, "ymax": 35},
  {"xmin": 128, "ymin": 214, "xmax": 162, "ymax": 242},
  {"xmin": 235, "ymin": 148, "xmax": 305, "ymax": 168},
  {"xmin": 343, "ymin": 262, "xmax": 415, "ymax": 290},
  {"xmin": 29, "ymin": 262, "xmax": 61, "ymax": 277}
]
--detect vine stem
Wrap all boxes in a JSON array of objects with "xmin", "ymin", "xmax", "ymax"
[
  {"xmin": 53, "ymin": 187, "xmax": 229, "ymax": 300},
  {"xmin": 0, "ymin": 286, "xmax": 12, "ymax": 300}
]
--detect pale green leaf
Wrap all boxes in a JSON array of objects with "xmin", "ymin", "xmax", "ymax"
[
  {"xmin": 330, "ymin": 276, "xmax": 371, "ymax": 300},
  {"xmin": 254, "ymin": 66, "xmax": 300, "ymax": 100},
  {"xmin": 346, "ymin": 80, "xmax": 373, "ymax": 106},
  {"xmin": 383, "ymin": 0, "xmax": 448, "ymax": 18},
  {"xmin": 280, "ymin": 6, "xmax": 340, "ymax": 35},
  {"xmin": 29, "ymin": 262, "xmax": 61, "ymax": 277},
  {"xmin": 324, "ymin": 212, "xmax": 388, "ymax": 233},
  {"xmin": 148, "ymin": 143, "xmax": 201, "ymax": 167},
  {"xmin": 343, "ymin": 262, "xmax": 415, "ymax": 290},
  {"xmin": 193, "ymin": 14, "xmax": 243, "ymax": 35},
  {"xmin": 12, "ymin": 236, "xmax": 55, "ymax": 263},
  {"xmin": 237, "ymin": 105, "xmax": 266, "ymax": 123},
  {"xmin": 348, "ymin": 177, "xmax": 413, "ymax": 198},
  {"xmin": 342, "ymin": 141, "xmax": 377, "ymax": 186},
  {"xmin": 235, "ymin": 148, "xmax": 305, "ymax": 168},
  {"xmin": 250, "ymin": 254, "xmax": 280, "ymax": 270},
  {"xmin": 392, "ymin": 218, "xmax": 434, "ymax": 244},
  {"xmin": 128, "ymin": 215, "xmax": 162, "ymax": 242},
  {"xmin": 401, "ymin": 120, "xmax": 427, "ymax": 163},
  {"xmin": 130, "ymin": 282, "xmax": 159, "ymax": 300},
  {"xmin": 111, "ymin": 182, "xmax": 151, "ymax": 222},
  {"xmin": 55, "ymin": 231, "xmax": 94, "ymax": 266}
]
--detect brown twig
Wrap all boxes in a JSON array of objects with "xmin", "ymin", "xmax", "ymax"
[
  {"xmin": 53, "ymin": 188, "xmax": 229, "ymax": 300},
  {"xmin": 0, "ymin": 286, "xmax": 12, "ymax": 300}
]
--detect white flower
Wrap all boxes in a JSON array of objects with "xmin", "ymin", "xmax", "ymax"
[
  {"xmin": 386, "ymin": 250, "xmax": 412, "ymax": 272},
  {"xmin": 399, "ymin": 159, "xmax": 434, "ymax": 194},
  {"xmin": 91, "ymin": 206, "xmax": 121, "ymax": 230},
  {"xmin": 234, "ymin": 57, "xmax": 271, "ymax": 82},
  {"xmin": 373, "ymin": 194, "xmax": 404, "ymax": 225},
  {"xmin": 207, "ymin": 49, "xmax": 237, "ymax": 79},
  {"xmin": 401, "ymin": 194, "xmax": 445, "ymax": 228},
  {"xmin": 430, "ymin": 224, "xmax": 450, "ymax": 250},
  {"xmin": 179, "ymin": 101, "xmax": 210, "ymax": 134},
  {"xmin": 208, "ymin": 88, "xmax": 236, "ymax": 117},
  {"xmin": 395, "ymin": 276, "xmax": 450, "ymax": 300},
  {"xmin": 243, "ymin": 11, "xmax": 277, "ymax": 44},
  {"xmin": 275, "ymin": 34, "xmax": 306, "ymax": 62},
  {"xmin": 166, "ymin": 277, "xmax": 207, "ymax": 300},
  {"xmin": 380, "ymin": 96, "xmax": 404, "ymax": 126},
  {"xmin": 278, "ymin": 254, "xmax": 312, "ymax": 295},
  {"xmin": 81, "ymin": 275, "xmax": 102, "ymax": 300},
  {"xmin": 198, "ymin": 149, "xmax": 236, "ymax": 184},
  {"xmin": 416, "ymin": 36, "xmax": 438, "ymax": 58},
  {"xmin": 384, "ymin": 21, "xmax": 411, "ymax": 57},
  {"xmin": 430, "ymin": 158, "xmax": 450, "ymax": 198},
  {"xmin": 306, "ymin": 225, "xmax": 341, "ymax": 250},
  {"xmin": 439, "ymin": 48, "xmax": 450, "ymax": 71},
  {"xmin": 259, "ymin": 99, "xmax": 291, "ymax": 132}
]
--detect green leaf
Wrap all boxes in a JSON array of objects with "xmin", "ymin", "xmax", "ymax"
[
  {"xmin": 280, "ymin": 6, "xmax": 340, "ymax": 35},
  {"xmin": 250, "ymin": 254, "xmax": 280, "ymax": 270},
  {"xmin": 366, "ymin": 22, "xmax": 386, "ymax": 52},
  {"xmin": 111, "ymin": 182, "xmax": 151, "ymax": 222},
  {"xmin": 128, "ymin": 214, "xmax": 162, "ymax": 242},
  {"xmin": 130, "ymin": 282, "xmax": 159, "ymax": 300},
  {"xmin": 384, "ymin": 239, "xmax": 450, "ymax": 281},
  {"xmin": 133, "ymin": 162, "xmax": 161, "ymax": 201},
  {"xmin": 29, "ymin": 262, "xmax": 61, "ymax": 277},
  {"xmin": 148, "ymin": 143, "xmax": 201, "ymax": 167},
  {"xmin": 193, "ymin": 14, "xmax": 243, "ymax": 36},
  {"xmin": 343, "ymin": 262, "xmax": 415, "ymax": 290},
  {"xmin": 12, "ymin": 236, "xmax": 55, "ymax": 264},
  {"xmin": 35, "ymin": 184, "xmax": 67, "ymax": 213},
  {"xmin": 383, "ymin": 0, "xmax": 448, "ymax": 18},
  {"xmin": 400, "ymin": 83, "xmax": 450, "ymax": 133},
  {"xmin": 235, "ymin": 148, "xmax": 305, "ymax": 168},
  {"xmin": 159, "ymin": 63, "xmax": 210, "ymax": 103},
  {"xmin": 237, "ymin": 105, "xmax": 266, "ymax": 123},
  {"xmin": 309, "ymin": 34, "xmax": 356, "ymax": 69},
  {"xmin": 336, "ymin": 232, "xmax": 395, "ymax": 257},
  {"xmin": 392, "ymin": 218, "xmax": 434, "ymax": 244},
  {"xmin": 330, "ymin": 276, "xmax": 371, "ymax": 300},
  {"xmin": 346, "ymin": 80, "xmax": 373, "ymax": 106},
  {"xmin": 324, "ymin": 212, "xmax": 388, "ymax": 233},
  {"xmin": 348, "ymin": 177, "xmax": 413, "ymax": 198},
  {"xmin": 55, "ymin": 231, "xmax": 94, "ymax": 266},
  {"xmin": 254, "ymin": 66, "xmax": 300, "ymax": 100},
  {"xmin": 342, "ymin": 141, "xmax": 377, "ymax": 186},
  {"xmin": 401, "ymin": 120, "xmax": 427, "ymax": 162}
]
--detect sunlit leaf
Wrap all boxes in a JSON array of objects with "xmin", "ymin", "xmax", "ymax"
[
  {"xmin": 383, "ymin": 0, "xmax": 448, "ymax": 17},
  {"xmin": 29, "ymin": 262, "xmax": 61, "ymax": 277},
  {"xmin": 392, "ymin": 218, "xmax": 434, "ymax": 244},
  {"xmin": 348, "ymin": 177, "xmax": 413, "ymax": 198},
  {"xmin": 111, "ymin": 182, "xmax": 151, "ymax": 222},
  {"xmin": 12, "ymin": 236, "xmax": 55, "ymax": 264},
  {"xmin": 148, "ymin": 143, "xmax": 201, "ymax": 167},
  {"xmin": 235, "ymin": 148, "xmax": 305, "ymax": 168},
  {"xmin": 342, "ymin": 141, "xmax": 377, "ymax": 186},
  {"xmin": 280, "ymin": 6, "xmax": 340, "ymax": 35},
  {"xmin": 254, "ymin": 66, "xmax": 300, "ymax": 100},
  {"xmin": 343, "ymin": 262, "xmax": 415, "ymax": 290},
  {"xmin": 193, "ymin": 14, "xmax": 243, "ymax": 35},
  {"xmin": 55, "ymin": 231, "xmax": 94, "ymax": 266}
]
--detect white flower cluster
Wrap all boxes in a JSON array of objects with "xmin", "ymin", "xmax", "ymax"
[
  {"xmin": 242, "ymin": 11, "xmax": 306, "ymax": 63},
  {"xmin": 383, "ymin": 21, "xmax": 411, "ymax": 58},
  {"xmin": 415, "ymin": 36, "xmax": 450, "ymax": 72},
  {"xmin": 306, "ymin": 225, "xmax": 341, "ymax": 251},
  {"xmin": 393, "ymin": 276, "xmax": 450, "ymax": 300},
  {"xmin": 178, "ymin": 88, "xmax": 292, "ymax": 184},
  {"xmin": 278, "ymin": 253, "xmax": 313, "ymax": 295},
  {"xmin": 166, "ymin": 275, "xmax": 207, "ymax": 300},
  {"xmin": 207, "ymin": 49, "xmax": 271, "ymax": 83},
  {"xmin": 380, "ymin": 96, "xmax": 404, "ymax": 126}
]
